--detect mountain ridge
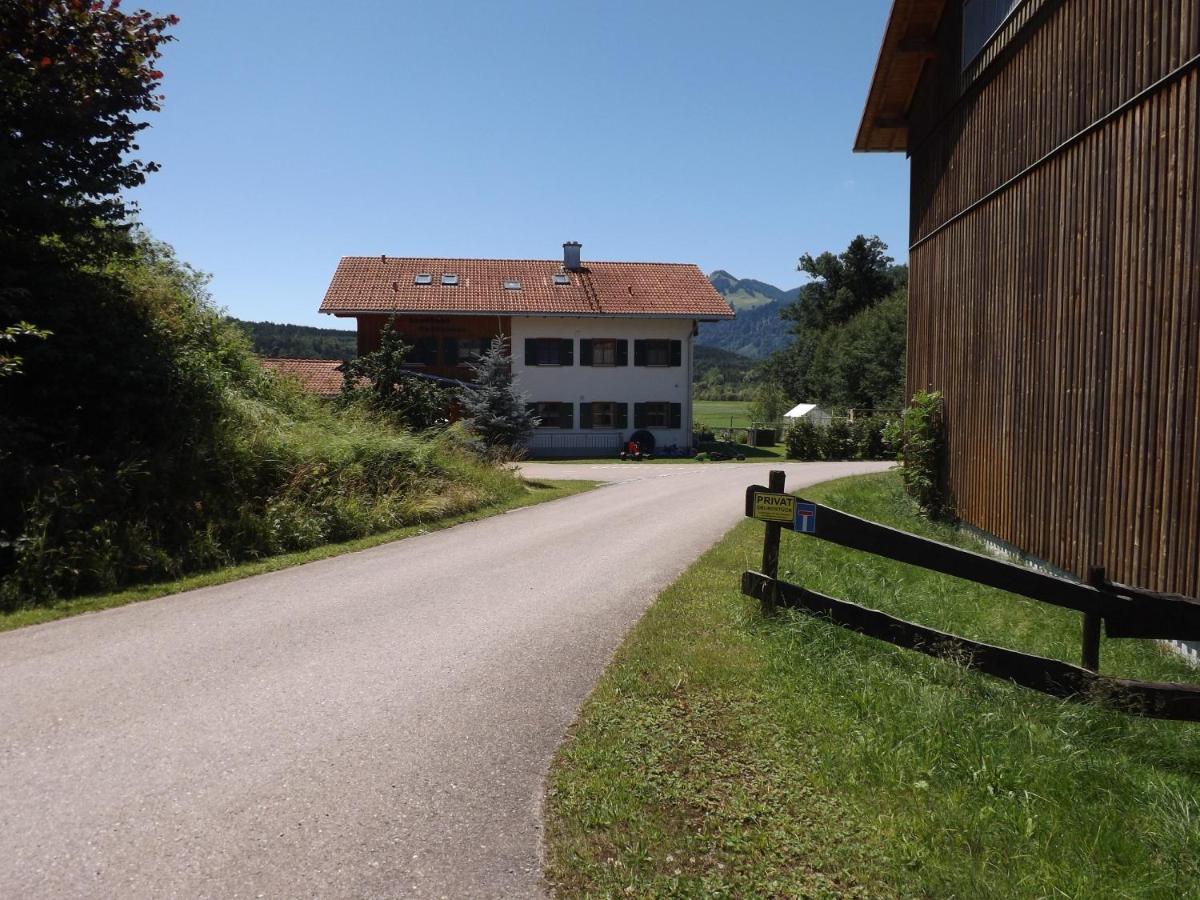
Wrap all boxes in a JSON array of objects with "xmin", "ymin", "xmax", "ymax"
[{"xmin": 700, "ymin": 270, "xmax": 796, "ymax": 358}]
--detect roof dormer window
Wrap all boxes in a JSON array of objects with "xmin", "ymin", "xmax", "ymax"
[
  {"xmin": 441, "ymin": 273, "xmax": 459, "ymax": 285},
  {"xmin": 413, "ymin": 273, "xmax": 433, "ymax": 285},
  {"xmin": 503, "ymin": 279, "xmax": 521, "ymax": 290},
  {"xmin": 552, "ymin": 273, "xmax": 570, "ymax": 285}
]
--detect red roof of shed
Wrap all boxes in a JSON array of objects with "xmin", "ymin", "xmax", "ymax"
[
  {"xmin": 319, "ymin": 257, "xmax": 734, "ymax": 319},
  {"xmin": 259, "ymin": 358, "xmax": 346, "ymax": 397}
]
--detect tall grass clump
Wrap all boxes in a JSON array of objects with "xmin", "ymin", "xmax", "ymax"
[{"xmin": 0, "ymin": 233, "xmax": 523, "ymax": 611}]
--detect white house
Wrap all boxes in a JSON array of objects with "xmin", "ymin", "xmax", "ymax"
[{"xmin": 318, "ymin": 242, "xmax": 734, "ymax": 456}]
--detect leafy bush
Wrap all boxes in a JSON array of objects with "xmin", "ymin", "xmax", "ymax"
[
  {"xmin": 823, "ymin": 419, "xmax": 856, "ymax": 460},
  {"xmin": 887, "ymin": 389, "xmax": 952, "ymax": 519},
  {"xmin": 786, "ymin": 418, "xmax": 823, "ymax": 460}
]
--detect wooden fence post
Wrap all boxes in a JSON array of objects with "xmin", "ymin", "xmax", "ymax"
[
  {"xmin": 1083, "ymin": 567, "xmax": 1104, "ymax": 671},
  {"xmin": 760, "ymin": 470, "xmax": 786, "ymax": 615}
]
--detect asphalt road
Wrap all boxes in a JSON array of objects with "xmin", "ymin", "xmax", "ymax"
[{"xmin": 0, "ymin": 460, "xmax": 887, "ymax": 899}]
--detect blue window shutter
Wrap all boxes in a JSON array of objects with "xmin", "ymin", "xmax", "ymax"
[
  {"xmin": 616, "ymin": 402, "xmax": 628, "ymax": 429},
  {"xmin": 616, "ymin": 340, "xmax": 628, "ymax": 366},
  {"xmin": 561, "ymin": 339, "xmax": 574, "ymax": 366},
  {"xmin": 634, "ymin": 403, "xmax": 646, "ymax": 429},
  {"xmin": 580, "ymin": 340, "xmax": 593, "ymax": 366},
  {"xmin": 670, "ymin": 340, "xmax": 682, "ymax": 367},
  {"xmin": 525, "ymin": 338, "xmax": 538, "ymax": 366},
  {"xmin": 670, "ymin": 403, "xmax": 682, "ymax": 429},
  {"xmin": 560, "ymin": 402, "xmax": 574, "ymax": 429},
  {"xmin": 580, "ymin": 403, "xmax": 593, "ymax": 428}
]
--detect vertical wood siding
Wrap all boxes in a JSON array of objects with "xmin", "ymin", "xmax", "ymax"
[{"xmin": 908, "ymin": 0, "xmax": 1200, "ymax": 596}]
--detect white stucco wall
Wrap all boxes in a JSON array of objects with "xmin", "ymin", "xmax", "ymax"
[{"xmin": 510, "ymin": 316, "xmax": 694, "ymax": 455}]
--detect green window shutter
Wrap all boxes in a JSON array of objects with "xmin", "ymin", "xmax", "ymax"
[
  {"xmin": 525, "ymin": 338, "xmax": 538, "ymax": 366},
  {"xmin": 561, "ymin": 339, "xmax": 574, "ymax": 366},
  {"xmin": 615, "ymin": 340, "xmax": 628, "ymax": 366},
  {"xmin": 580, "ymin": 339, "xmax": 593, "ymax": 366},
  {"xmin": 633, "ymin": 340, "xmax": 646, "ymax": 366},
  {"xmin": 670, "ymin": 403, "xmax": 682, "ymax": 429},
  {"xmin": 580, "ymin": 403, "xmax": 593, "ymax": 429},
  {"xmin": 560, "ymin": 402, "xmax": 574, "ymax": 429},
  {"xmin": 443, "ymin": 338, "xmax": 459, "ymax": 366},
  {"xmin": 670, "ymin": 340, "xmax": 682, "ymax": 367},
  {"xmin": 634, "ymin": 403, "xmax": 646, "ymax": 429},
  {"xmin": 616, "ymin": 402, "xmax": 628, "ymax": 429}
]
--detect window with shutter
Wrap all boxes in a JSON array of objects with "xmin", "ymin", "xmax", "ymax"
[
  {"xmin": 525, "ymin": 338, "xmax": 573, "ymax": 366},
  {"xmin": 641, "ymin": 402, "xmax": 671, "ymax": 428},
  {"xmin": 587, "ymin": 402, "xmax": 618, "ymax": 428},
  {"xmin": 532, "ymin": 401, "xmax": 565, "ymax": 428},
  {"xmin": 637, "ymin": 340, "xmax": 672, "ymax": 367},
  {"xmin": 589, "ymin": 339, "xmax": 617, "ymax": 366}
]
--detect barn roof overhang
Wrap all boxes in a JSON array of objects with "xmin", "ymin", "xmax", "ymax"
[{"xmin": 854, "ymin": 0, "xmax": 948, "ymax": 153}]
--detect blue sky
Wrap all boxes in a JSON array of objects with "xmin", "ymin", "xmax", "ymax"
[{"xmin": 133, "ymin": 1, "xmax": 907, "ymax": 328}]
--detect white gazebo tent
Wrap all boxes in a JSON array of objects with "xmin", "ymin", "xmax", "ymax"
[{"xmin": 783, "ymin": 403, "xmax": 832, "ymax": 426}]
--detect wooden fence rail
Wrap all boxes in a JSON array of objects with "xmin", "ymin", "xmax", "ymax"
[{"xmin": 743, "ymin": 471, "xmax": 1200, "ymax": 722}]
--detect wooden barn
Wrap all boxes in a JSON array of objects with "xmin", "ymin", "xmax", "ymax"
[{"xmin": 857, "ymin": 0, "xmax": 1200, "ymax": 601}]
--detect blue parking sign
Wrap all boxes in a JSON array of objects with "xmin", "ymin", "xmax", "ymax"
[{"xmin": 794, "ymin": 502, "xmax": 817, "ymax": 534}]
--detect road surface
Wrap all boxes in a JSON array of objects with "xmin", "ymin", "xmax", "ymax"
[{"xmin": 0, "ymin": 460, "xmax": 887, "ymax": 898}]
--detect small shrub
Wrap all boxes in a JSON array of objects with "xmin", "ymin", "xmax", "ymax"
[
  {"xmin": 892, "ymin": 389, "xmax": 952, "ymax": 519},
  {"xmin": 785, "ymin": 419, "xmax": 823, "ymax": 460},
  {"xmin": 822, "ymin": 419, "xmax": 856, "ymax": 460}
]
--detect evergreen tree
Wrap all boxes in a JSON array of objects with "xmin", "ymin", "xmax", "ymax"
[{"xmin": 458, "ymin": 335, "xmax": 538, "ymax": 456}]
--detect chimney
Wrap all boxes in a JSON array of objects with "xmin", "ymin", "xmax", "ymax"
[{"xmin": 563, "ymin": 241, "xmax": 582, "ymax": 271}]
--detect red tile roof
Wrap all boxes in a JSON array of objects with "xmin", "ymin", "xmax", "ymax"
[
  {"xmin": 259, "ymin": 358, "xmax": 346, "ymax": 397},
  {"xmin": 319, "ymin": 257, "xmax": 734, "ymax": 319}
]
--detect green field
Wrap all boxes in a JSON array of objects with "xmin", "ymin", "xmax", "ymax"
[{"xmin": 693, "ymin": 399, "xmax": 753, "ymax": 430}]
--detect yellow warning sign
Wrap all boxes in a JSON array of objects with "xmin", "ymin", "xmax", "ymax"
[{"xmin": 751, "ymin": 492, "xmax": 796, "ymax": 523}]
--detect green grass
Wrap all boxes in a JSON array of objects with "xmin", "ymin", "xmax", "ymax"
[
  {"xmin": 544, "ymin": 472, "xmax": 1200, "ymax": 898},
  {"xmin": 0, "ymin": 478, "xmax": 597, "ymax": 633},
  {"xmin": 694, "ymin": 399, "xmax": 753, "ymax": 429}
]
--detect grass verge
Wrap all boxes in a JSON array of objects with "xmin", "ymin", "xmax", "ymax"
[
  {"xmin": 544, "ymin": 471, "xmax": 1200, "ymax": 898},
  {"xmin": 0, "ymin": 478, "xmax": 597, "ymax": 633}
]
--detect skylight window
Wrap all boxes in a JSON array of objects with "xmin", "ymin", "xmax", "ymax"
[
  {"xmin": 503, "ymin": 279, "xmax": 522, "ymax": 290},
  {"xmin": 414, "ymin": 273, "xmax": 433, "ymax": 285},
  {"xmin": 441, "ymin": 273, "xmax": 459, "ymax": 285},
  {"xmin": 552, "ymin": 273, "xmax": 570, "ymax": 285}
]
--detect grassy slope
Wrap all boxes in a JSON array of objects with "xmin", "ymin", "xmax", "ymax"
[
  {"xmin": 1, "ymin": 478, "xmax": 596, "ymax": 632},
  {"xmin": 545, "ymin": 472, "xmax": 1200, "ymax": 898}
]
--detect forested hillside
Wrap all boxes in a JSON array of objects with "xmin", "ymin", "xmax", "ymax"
[
  {"xmin": 699, "ymin": 270, "xmax": 797, "ymax": 358},
  {"xmin": 235, "ymin": 319, "xmax": 356, "ymax": 359}
]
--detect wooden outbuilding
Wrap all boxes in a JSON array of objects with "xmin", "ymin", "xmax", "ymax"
[{"xmin": 857, "ymin": 1, "xmax": 1200, "ymax": 598}]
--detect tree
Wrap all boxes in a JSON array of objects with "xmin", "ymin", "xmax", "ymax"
[
  {"xmin": 749, "ymin": 382, "xmax": 787, "ymax": 424},
  {"xmin": 458, "ymin": 336, "xmax": 538, "ymax": 456},
  {"xmin": 1, "ymin": 1, "xmax": 177, "ymax": 259},
  {"xmin": 782, "ymin": 235, "xmax": 899, "ymax": 334},
  {"xmin": 340, "ymin": 319, "xmax": 453, "ymax": 430},
  {"xmin": 768, "ymin": 235, "xmax": 908, "ymax": 410}
]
